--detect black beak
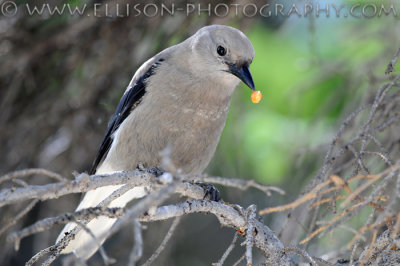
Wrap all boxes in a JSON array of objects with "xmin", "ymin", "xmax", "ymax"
[{"xmin": 228, "ymin": 63, "xmax": 255, "ymax": 91}]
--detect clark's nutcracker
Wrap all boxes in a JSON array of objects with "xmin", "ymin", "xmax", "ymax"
[{"xmin": 57, "ymin": 25, "xmax": 256, "ymax": 260}]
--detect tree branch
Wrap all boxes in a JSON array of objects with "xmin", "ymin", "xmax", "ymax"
[{"xmin": 140, "ymin": 199, "xmax": 289, "ymax": 264}]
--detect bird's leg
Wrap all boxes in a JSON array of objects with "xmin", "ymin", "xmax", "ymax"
[{"xmin": 194, "ymin": 181, "xmax": 221, "ymax": 202}]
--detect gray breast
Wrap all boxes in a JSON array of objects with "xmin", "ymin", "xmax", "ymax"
[{"xmin": 103, "ymin": 74, "xmax": 234, "ymax": 174}]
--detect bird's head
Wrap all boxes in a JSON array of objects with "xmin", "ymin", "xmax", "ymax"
[{"xmin": 188, "ymin": 25, "xmax": 256, "ymax": 91}]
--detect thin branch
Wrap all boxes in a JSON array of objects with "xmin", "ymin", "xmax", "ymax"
[
  {"xmin": 0, "ymin": 199, "xmax": 39, "ymax": 237},
  {"xmin": 362, "ymin": 151, "xmax": 392, "ymax": 166},
  {"xmin": 283, "ymin": 247, "xmax": 319, "ymax": 266},
  {"xmin": 71, "ymin": 219, "xmax": 115, "ymax": 266},
  {"xmin": 0, "ymin": 171, "xmax": 284, "ymax": 208},
  {"xmin": 195, "ymin": 176, "xmax": 285, "ymax": 196},
  {"xmin": 350, "ymin": 240, "xmax": 360, "ymax": 266},
  {"xmin": 213, "ymin": 232, "xmax": 239, "ymax": 266},
  {"xmin": 366, "ymin": 134, "xmax": 393, "ymax": 165},
  {"xmin": 0, "ymin": 168, "xmax": 68, "ymax": 185},
  {"xmin": 0, "ymin": 171, "xmax": 154, "ymax": 207},
  {"xmin": 232, "ymin": 254, "xmax": 245, "ymax": 266},
  {"xmin": 385, "ymin": 48, "xmax": 400, "ymax": 74},
  {"xmin": 259, "ymin": 178, "xmax": 332, "ymax": 215},
  {"xmin": 245, "ymin": 205, "xmax": 256, "ymax": 266},
  {"xmin": 32, "ymin": 182, "xmax": 178, "ymax": 265},
  {"xmin": 347, "ymin": 144, "xmax": 369, "ymax": 174},
  {"xmin": 26, "ymin": 246, "xmax": 54, "ymax": 266},
  {"xmin": 141, "ymin": 216, "xmax": 182, "ymax": 266},
  {"xmin": 313, "ymin": 104, "xmax": 370, "ymax": 185},
  {"xmin": 7, "ymin": 207, "xmax": 124, "ymax": 249},
  {"xmin": 139, "ymin": 199, "xmax": 288, "ymax": 264},
  {"xmin": 128, "ymin": 219, "xmax": 143, "ymax": 266},
  {"xmin": 11, "ymin": 178, "xmax": 29, "ymax": 187}
]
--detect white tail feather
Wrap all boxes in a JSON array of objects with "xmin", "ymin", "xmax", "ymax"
[{"xmin": 56, "ymin": 165, "xmax": 147, "ymax": 259}]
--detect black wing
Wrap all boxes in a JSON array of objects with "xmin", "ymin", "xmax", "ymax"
[{"xmin": 89, "ymin": 59, "xmax": 163, "ymax": 174}]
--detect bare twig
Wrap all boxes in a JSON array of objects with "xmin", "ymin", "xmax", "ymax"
[
  {"xmin": 313, "ymin": 104, "xmax": 370, "ymax": 185},
  {"xmin": 232, "ymin": 254, "xmax": 246, "ymax": 266},
  {"xmin": 141, "ymin": 216, "xmax": 182, "ymax": 266},
  {"xmin": 7, "ymin": 207, "xmax": 124, "ymax": 249},
  {"xmin": 245, "ymin": 205, "xmax": 256, "ymax": 266},
  {"xmin": 213, "ymin": 232, "xmax": 239, "ymax": 266},
  {"xmin": 284, "ymin": 247, "xmax": 324, "ymax": 266},
  {"xmin": 71, "ymin": 219, "xmax": 115, "ymax": 266},
  {"xmin": 198, "ymin": 176, "xmax": 285, "ymax": 196},
  {"xmin": 0, "ymin": 168, "xmax": 68, "ymax": 185},
  {"xmin": 128, "ymin": 219, "xmax": 143, "ymax": 266},
  {"xmin": 0, "ymin": 171, "xmax": 154, "ymax": 207},
  {"xmin": 0, "ymin": 199, "xmax": 39, "ymax": 237},
  {"xmin": 0, "ymin": 171, "xmax": 284, "ymax": 208},
  {"xmin": 11, "ymin": 178, "xmax": 29, "ymax": 187},
  {"xmin": 31, "ymin": 182, "xmax": 178, "ymax": 265},
  {"xmin": 385, "ymin": 48, "xmax": 400, "ymax": 74},
  {"xmin": 259, "ymin": 178, "xmax": 332, "ymax": 215},
  {"xmin": 26, "ymin": 246, "xmax": 54, "ymax": 266},
  {"xmin": 140, "ymin": 199, "xmax": 288, "ymax": 264},
  {"xmin": 350, "ymin": 240, "xmax": 360, "ymax": 266}
]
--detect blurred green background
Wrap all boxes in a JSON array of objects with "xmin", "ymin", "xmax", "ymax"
[
  {"xmin": 0, "ymin": 0, "xmax": 399, "ymax": 265},
  {"xmin": 211, "ymin": 2, "xmax": 398, "ymax": 186}
]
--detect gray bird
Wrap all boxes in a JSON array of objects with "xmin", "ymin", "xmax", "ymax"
[{"xmin": 57, "ymin": 24, "xmax": 256, "ymax": 260}]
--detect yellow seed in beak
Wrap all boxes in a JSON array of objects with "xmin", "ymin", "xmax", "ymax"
[{"xmin": 251, "ymin": 91, "xmax": 262, "ymax": 104}]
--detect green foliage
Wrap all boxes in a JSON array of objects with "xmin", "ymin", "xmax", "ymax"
[{"xmin": 210, "ymin": 15, "xmax": 396, "ymax": 185}]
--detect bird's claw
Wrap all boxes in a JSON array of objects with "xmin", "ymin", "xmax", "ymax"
[
  {"xmin": 136, "ymin": 163, "xmax": 165, "ymax": 177},
  {"xmin": 146, "ymin": 166, "xmax": 165, "ymax": 177},
  {"xmin": 195, "ymin": 181, "xmax": 221, "ymax": 202}
]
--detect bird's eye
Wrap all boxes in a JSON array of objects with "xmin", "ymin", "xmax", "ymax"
[{"xmin": 217, "ymin": 45, "xmax": 226, "ymax": 56}]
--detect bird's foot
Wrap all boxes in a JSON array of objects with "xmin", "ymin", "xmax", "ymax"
[
  {"xmin": 136, "ymin": 163, "xmax": 164, "ymax": 177},
  {"xmin": 146, "ymin": 166, "xmax": 165, "ymax": 177},
  {"xmin": 195, "ymin": 181, "xmax": 221, "ymax": 202}
]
